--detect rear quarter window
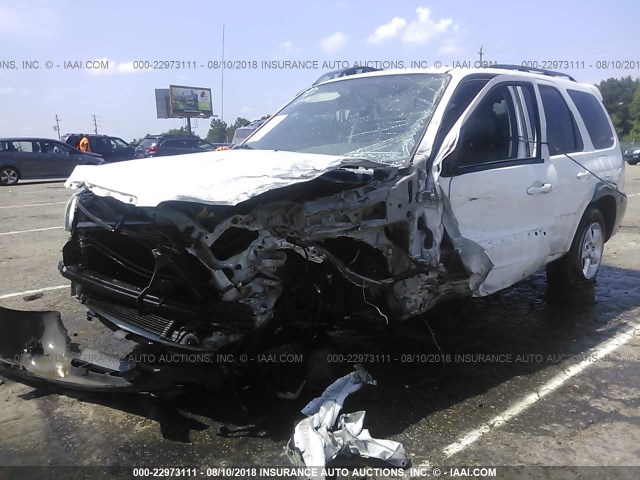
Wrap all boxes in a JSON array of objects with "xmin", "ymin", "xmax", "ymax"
[
  {"xmin": 539, "ymin": 85, "xmax": 583, "ymax": 155},
  {"xmin": 567, "ymin": 89, "xmax": 615, "ymax": 149}
]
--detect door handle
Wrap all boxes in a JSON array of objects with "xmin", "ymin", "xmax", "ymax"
[
  {"xmin": 526, "ymin": 183, "xmax": 553, "ymax": 195},
  {"xmin": 577, "ymin": 171, "xmax": 591, "ymax": 180}
]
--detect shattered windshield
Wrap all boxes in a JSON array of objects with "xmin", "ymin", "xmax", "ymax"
[{"xmin": 245, "ymin": 73, "xmax": 450, "ymax": 165}]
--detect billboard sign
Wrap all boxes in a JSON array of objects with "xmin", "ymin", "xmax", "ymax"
[
  {"xmin": 169, "ymin": 85, "xmax": 213, "ymax": 117},
  {"xmin": 155, "ymin": 89, "xmax": 170, "ymax": 119}
]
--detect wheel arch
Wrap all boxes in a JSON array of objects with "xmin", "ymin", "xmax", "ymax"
[{"xmin": 588, "ymin": 181, "xmax": 626, "ymax": 242}]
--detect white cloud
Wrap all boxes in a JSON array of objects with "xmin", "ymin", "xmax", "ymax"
[
  {"xmin": 365, "ymin": 8, "xmax": 459, "ymax": 47},
  {"xmin": 115, "ymin": 61, "xmax": 138, "ymax": 73},
  {"xmin": 320, "ymin": 32, "xmax": 348, "ymax": 54},
  {"xmin": 402, "ymin": 7, "xmax": 455, "ymax": 45},
  {"xmin": 367, "ymin": 17, "xmax": 407, "ymax": 45},
  {"xmin": 437, "ymin": 40, "xmax": 464, "ymax": 56},
  {"xmin": 279, "ymin": 40, "xmax": 293, "ymax": 52},
  {"xmin": 0, "ymin": 87, "xmax": 16, "ymax": 95}
]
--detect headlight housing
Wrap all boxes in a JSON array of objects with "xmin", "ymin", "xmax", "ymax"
[{"xmin": 63, "ymin": 193, "xmax": 79, "ymax": 232}]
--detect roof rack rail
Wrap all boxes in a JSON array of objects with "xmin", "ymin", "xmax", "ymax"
[{"xmin": 492, "ymin": 64, "xmax": 576, "ymax": 82}]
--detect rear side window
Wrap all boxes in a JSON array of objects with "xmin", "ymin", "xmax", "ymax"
[
  {"xmin": 567, "ymin": 89, "xmax": 614, "ymax": 149},
  {"xmin": 12, "ymin": 141, "xmax": 35, "ymax": 152},
  {"xmin": 539, "ymin": 85, "xmax": 582, "ymax": 155},
  {"xmin": 139, "ymin": 139, "xmax": 157, "ymax": 148},
  {"xmin": 160, "ymin": 139, "xmax": 178, "ymax": 148}
]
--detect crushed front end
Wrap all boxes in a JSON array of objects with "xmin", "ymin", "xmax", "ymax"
[{"xmin": 58, "ymin": 161, "xmax": 484, "ymax": 360}]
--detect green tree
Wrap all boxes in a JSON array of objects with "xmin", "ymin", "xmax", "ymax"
[
  {"xmin": 162, "ymin": 126, "xmax": 191, "ymax": 136},
  {"xmin": 597, "ymin": 76, "xmax": 640, "ymax": 138},
  {"xmin": 628, "ymin": 88, "xmax": 640, "ymax": 141},
  {"xmin": 206, "ymin": 119, "xmax": 228, "ymax": 143}
]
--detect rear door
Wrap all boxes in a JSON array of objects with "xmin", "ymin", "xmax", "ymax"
[
  {"xmin": 438, "ymin": 77, "xmax": 556, "ymax": 293},
  {"xmin": 538, "ymin": 84, "xmax": 618, "ymax": 255},
  {"xmin": 10, "ymin": 141, "xmax": 41, "ymax": 178},
  {"xmin": 157, "ymin": 139, "xmax": 181, "ymax": 156},
  {"xmin": 159, "ymin": 138, "xmax": 193, "ymax": 156},
  {"xmin": 194, "ymin": 139, "xmax": 214, "ymax": 152}
]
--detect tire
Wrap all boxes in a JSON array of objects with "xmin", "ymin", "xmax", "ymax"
[
  {"xmin": 546, "ymin": 206, "xmax": 605, "ymax": 291},
  {"xmin": 0, "ymin": 166, "xmax": 19, "ymax": 186}
]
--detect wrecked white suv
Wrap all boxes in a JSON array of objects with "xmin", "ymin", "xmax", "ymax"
[{"xmin": 1, "ymin": 66, "xmax": 626, "ymax": 390}]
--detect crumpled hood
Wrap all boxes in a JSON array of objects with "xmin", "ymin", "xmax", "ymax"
[{"xmin": 65, "ymin": 149, "xmax": 375, "ymax": 207}]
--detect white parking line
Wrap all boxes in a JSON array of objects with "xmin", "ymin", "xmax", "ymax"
[
  {"xmin": 0, "ymin": 201, "xmax": 66, "ymax": 209},
  {"xmin": 442, "ymin": 321, "xmax": 640, "ymax": 458},
  {"xmin": 0, "ymin": 226, "xmax": 63, "ymax": 236},
  {"xmin": 0, "ymin": 284, "xmax": 69, "ymax": 300},
  {"xmin": 627, "ymin": 193, "xmax": 639, "ymax": 197}
]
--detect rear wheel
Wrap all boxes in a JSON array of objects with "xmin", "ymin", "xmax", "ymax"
[
  {"xmin": 546, "ymin": 207, "xmax": 605, "ymax": 292},
  {"xmin": 0, "ymin": 167, "xmax": 19, "ymax": 186}
]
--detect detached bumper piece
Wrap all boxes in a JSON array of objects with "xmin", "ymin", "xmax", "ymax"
[{"xmin": 0, "ymin": 306, "xmax": 201, "ymax": 392}]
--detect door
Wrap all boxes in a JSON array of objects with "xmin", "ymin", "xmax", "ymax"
[
  {"xmin": 37, "ymin": 141, "xmax": 84, "ymax": 177},
  {"xmin": 9, "ymin": 141, "xmax": 40, "ymax": 178},
  {"xmin": 536, "ymin": 83, "xmax": 612, "ymax": 255},
  {"xmin": 438, "ymin": 78, "xmax": 556, "ymax": 294},
  {"xmin": 157, "ymin": 139, "xmax": 184, "ymax": 156},
  {"xmin": 110, "ymin": 137, "xmax": 135, "ymax": 161}
]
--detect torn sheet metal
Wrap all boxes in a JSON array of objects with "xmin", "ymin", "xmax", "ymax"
[
  {"xmin": 287, "ymin": 365, "xmax": 408, "ymax": 479},
  {"xmin": 65, "ymin": 150, "xmax": 395, "ymax": 208},
  {"xmin": 0, "ymin": 306, "xmax": 141, "ymax": 391}
]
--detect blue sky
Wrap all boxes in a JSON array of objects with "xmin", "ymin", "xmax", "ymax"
[{"xmin": 1, "ymin": 0, "xmax": 638, "ymax": 141}]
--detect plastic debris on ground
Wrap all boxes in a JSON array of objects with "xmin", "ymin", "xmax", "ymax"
[{"xmin": 286, "ymin": 364, "xmax": 408, "ymax": 480}]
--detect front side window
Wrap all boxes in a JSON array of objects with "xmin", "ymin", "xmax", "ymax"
[
  {"xmin": 567, "ymin": 89, "xmax": 614, "ymax": 149},
  {"xmin": 452, "ymin": 83, "xmax": 539, "ymax": 170},
  {"xmin": 539, "ymin": 85, "xmax": 582, "ymax": 155},
  {"xmin": 111, "ymin": 137, "xmax": 129, "ymax": 149},
  {"xmin": 89, "ymin": 137, "xmax": 110, "ymax": 153},
  {"xmin": 245, "ymin": 73, "xmax": 450, "ymax": 165}
]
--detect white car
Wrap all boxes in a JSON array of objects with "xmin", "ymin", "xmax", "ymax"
[{"xmin": 0, "ymin": 66, "xmax": 627, "ymax": 390}]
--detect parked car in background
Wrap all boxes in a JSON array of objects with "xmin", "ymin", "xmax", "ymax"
[
  {"xmin": 231, "ymin": 119, "xmax": 267, "ymax": 144},
  {"xmin": 0, "ymin": 138, "xmax": 103, "ymax": 185},
  {"xmin": 134, "ymin": 135, "xmax": 219, "ymax": 158},
  {"xmin": 623, "ymin": 146, "xmax": 640, "ymax": 165},
  {"xmin": 61, "ymin": 134, "xmax": 135, "ymax": 162}
]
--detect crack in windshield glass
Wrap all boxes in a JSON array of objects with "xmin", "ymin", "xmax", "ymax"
[{"xmin": 245, "ymin": 74, "xmax": 450, "ymax": 166}]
